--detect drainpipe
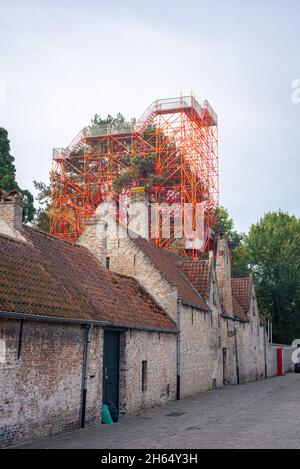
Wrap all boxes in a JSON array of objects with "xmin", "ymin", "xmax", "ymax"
[
  {"xmin": 176, "ymin": 299, "xmax": 181, "ymax": 400},
  {"xmin": 17, "ymin": 319, "xmax": 24, "ymax": 359},
  {"xmin": 233, "ymin": 321, "xmax": 240, "ymax": 385},
  {"xmin": 264, "ymin": 324, "xmax": 268, "ymax": 379},
  {"xmin": 80, "ymin": 324, "xmax": 93, "ymax": 429}
]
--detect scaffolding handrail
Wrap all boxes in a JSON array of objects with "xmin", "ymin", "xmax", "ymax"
[{"xmin": 82, "ymin": 96, "xmax": 218, "ymax": 139}]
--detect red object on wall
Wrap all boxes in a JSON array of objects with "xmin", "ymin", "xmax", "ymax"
[{"xmin": 277, "ymin": 347, "xmax": 284, "ymax": 376}]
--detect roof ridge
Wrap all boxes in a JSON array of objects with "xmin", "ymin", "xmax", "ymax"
[
  {"xmin": 22, "ymin": 224, "xmax": 82, "ymax": 247},
  {"xmin": 178, "ymin": 259, "xmax": 210, "ymax": 267},
  {"xmin": 0, "ymin": 231, "xmax": 34, "ymax": 246},
  {"xmin": 131, "ymin": 235, "xmax": 184, "ymax": 260},
  {"xmin": 232, "ymin": 276, "xmax": 251, "ymax": 281},
  {"xmin": 179, "ymin": 258, "xmax": 210, "ymax": 263}
]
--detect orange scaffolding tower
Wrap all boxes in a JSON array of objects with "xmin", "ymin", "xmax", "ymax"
[{"xmin": 50, "ymin": 95, "xmax": 219, "ymax": 257}]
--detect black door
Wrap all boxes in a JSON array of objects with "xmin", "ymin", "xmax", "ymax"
[{"xmin": 103, "ymin": 331, "xmax": 120, "ymax": 410}]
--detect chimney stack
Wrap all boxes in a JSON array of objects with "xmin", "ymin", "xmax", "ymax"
[
  {"xmin": 76, "ymin": 215, "xmax": 108, "ymax": 266},
  {"xmin": 128, "ymin": 187, "xmax": 149, "ymax": 238},
  {"xmin": 215, "ymin": 236, "xmax": 233, "ymax": 316},
  {"xmin": 0, "ymin": 190, "xmax": 26, "ymax": 240}
]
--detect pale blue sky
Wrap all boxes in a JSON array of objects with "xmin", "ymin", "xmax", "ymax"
[{"xmin": 0, "ymin": 0, "xmax": 299, "ymax": 232}]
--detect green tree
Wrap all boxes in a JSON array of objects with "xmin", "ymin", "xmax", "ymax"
[
  {"xmin": 33, "ymin": 179, "xmax": 51, "ymax": 232},
  {"xmin": 90, "ymin": 113, "xmax": 132, "ymax": 132},
  {"xmin": 215, "ymin": 206, "xmax": 242, "ymax": 249},
  {"xmin": 22, "ymin": 189, "xmax": 35, "ymax": 224},
  {"xmin": 0, "ymin": 127, "xmax": 17, "ymax": 191},
  {"xmin": 245, "ymin": 211, "xmax": 300, "ymax": 344},
  {"xmin": 0, "ymin": 127, "xmax": 35, "ymax": 223},
  {"xmin": 214, "ymin": 206, "xmax": 249, "ymax": 276},
  {"xmin": 231, "ymin": 242, "xmax": 251, "ymax": 277}
]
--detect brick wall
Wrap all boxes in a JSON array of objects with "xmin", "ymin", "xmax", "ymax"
[
  {"xmin": 180, "ymin": 304, "xmax": 221, "ymax": 397},
  {"xmin": 0, "ymin": 319, "xmax": 102, "ymax": 448},
  {"xmin": 106, "ymin": 236, "xmax": 227, "ymax": 396},
  {"xmin": 120, "ymin": 329, "xmax": 177, "ymax": 414},
  {"xmin": 0, "ymin": 317, "xmax": 177, "ymax": 447},
  {"xmin": 106, "ymin": 235, "xmax": 240, "ymax": 393},
  {"xmin": 220, "ymin": 316, "xmax": 237, "ymax": 385},
  {"xmin": 77, "ymin": 220, "xmax": 274, "ymax": 403}
]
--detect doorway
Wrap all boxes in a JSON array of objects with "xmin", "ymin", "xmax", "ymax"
[{"xmin": 103, "ymin": 331, "xmax": 120, "ymax": 410}]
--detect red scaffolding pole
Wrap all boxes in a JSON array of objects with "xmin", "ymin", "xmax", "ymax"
[{"xmin": 50, "ymin": 95, "xmax": 219, "ymax": 258}]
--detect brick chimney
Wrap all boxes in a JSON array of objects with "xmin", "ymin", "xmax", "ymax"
[
  {"xmin": 76, "ymin": 215, "xmax": 108, "ymax": 266},
  {"xmin": 215, "ymin": 237, "xmax": 233, "ymax": 316},
  {"xmin": 0, "ymin": 190, "xmax": 26, "ymax": 240},
  {"xmin": 128, "ymin": 187, "xmax": 149, "ymax": 238},
  {"xmin": 76, "ymin": 188, "xmax": 149, "ymax": 266}
]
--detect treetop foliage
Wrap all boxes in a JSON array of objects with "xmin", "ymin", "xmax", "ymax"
[{"xmin": 0, "ymin": 127, "xmax": 35, "ymax": 223}]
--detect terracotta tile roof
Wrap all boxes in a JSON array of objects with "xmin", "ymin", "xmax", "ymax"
[
  {"xmin": 231, "ymin": 277, "xmax": 252, "ymax": 318},
  {"xmin": 232, "ymin": 297, "xmax": 249, "ymax": 321},
  {"xmin": 178, "ymin": 260, "xmax": 211, "ymax": 301},
  {"xmin": 0, "ymin": 227, "xmax": 176, "ymax": 332},
  {"xmin": 132, "ymin": 237, "xmax": 210, "ymax": 311}
]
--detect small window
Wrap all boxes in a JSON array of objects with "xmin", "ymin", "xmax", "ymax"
[
  {"xmin": 106, "ymin": 257, "xmax": 110, "ymax": 270},
  {"xmin": 133, "ymin": 254, "xmax": 136, "ymax": 266},
  {"xmin": 0, "ymin": 339, "xmax": 6, "ymax": 364},
  {"xmin": 213, "ymin": 291, "xmax": 217, "ymax": 305},
  {"xmin": 142, "ymin": 360, "xmax": 147, "ymax": 392}
]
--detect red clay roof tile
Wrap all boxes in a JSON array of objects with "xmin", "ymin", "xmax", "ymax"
[
  {"xmin": 178, "ymin": 260, "xmax": 211, "ymax": 301},
  {"xmin": 0, "ymin": 227, "xmax": 176, "ymax": 332},
  {"xmin": 231, "ymin": 277, "xmax": 252, "ymax": 319},
  {"xmin": 232, "ymin": 297, "xmax": 249, "ymax": 321}
]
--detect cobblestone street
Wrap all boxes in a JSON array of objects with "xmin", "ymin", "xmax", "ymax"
[{"xmin": 15, "ymin": 374, "xmax": 300, "ymax": 449}]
